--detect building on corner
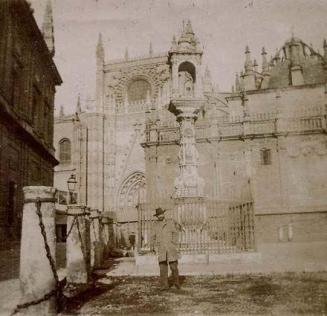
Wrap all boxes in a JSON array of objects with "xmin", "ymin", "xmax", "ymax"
[{"xmin": 0, "ymin": 0, "xmax": 62, "ymax": 242}]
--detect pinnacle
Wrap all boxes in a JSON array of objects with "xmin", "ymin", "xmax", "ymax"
[
  {"xmin": 262, "ymin": 47, "xmax": 267, "ymax": 55},
  {"xmin": 185, "ymin": 19, "xmax": 194, "ymax": 34}
]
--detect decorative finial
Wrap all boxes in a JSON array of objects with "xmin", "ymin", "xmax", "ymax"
[
  {"xmin": 244, "ymin": 45, "xmax": 253, "ymax": 73},
  {"xmin": 149, "ymin": 42, "xmax": 153, "ymax": 56},
  {"xmin": 261, "ymin": 47, "xmax": 269, "ymax": 73},
  {"xmin": 185, "ymin": 20, "xmax": 194, "ymax": 34},
  {"xmin": 76, "ymin": 94, "xmax": 81, "ymax": 114},
  {"xmin": 291, "ymin": 25, "xmax": 295, "ymax": 39},
  {"xmin": 235, "ymin": 72, "xmax": 240, "ymax": 92},
  {"xmin": 96, "ymin": 33, "xmax": 104, "ymax": 61}
]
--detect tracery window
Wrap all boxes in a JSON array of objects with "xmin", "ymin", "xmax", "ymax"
[{"xmin": 127, "ymin": 79, "xmax": 151, "ymax": 102}]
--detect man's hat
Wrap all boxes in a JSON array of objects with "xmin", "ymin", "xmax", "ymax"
[{"xmin": 154, "ymin": 207, "xmax": 166, "ymax": 217}]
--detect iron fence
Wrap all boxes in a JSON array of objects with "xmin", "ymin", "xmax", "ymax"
[{"xmin": 137, "ymin": 199, "xmax": 255, "ymax": 254}]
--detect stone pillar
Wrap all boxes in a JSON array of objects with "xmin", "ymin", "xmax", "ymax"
[
  {"xmin": 89, "ymin": 209, "xmax": 104, "ymax": 269},
  {"xmin": 19, "ymin": 186, "xmax": 57, "ymax": 315},
  {"xmin": 66, "ymin": 205, "xmax": 90, "ymax": 284},
  {"xmin": 169, "ymin": 99, "xmax": 205, "ymax": 198},
  {"xmin": 171, "ymin": 63, "xmax": 179, "ymax": 96},
  {"xmin": 169, "ymin": 99, "xmax": 209, "ymax": 253},
  {"xmin": 101, "ymin": 212, "xmax": 113, "ymax": 258}
]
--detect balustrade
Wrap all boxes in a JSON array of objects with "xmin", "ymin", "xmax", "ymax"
[{"xmin": 144, "ymin": 107, "xmax": 326, "ymax": 145}]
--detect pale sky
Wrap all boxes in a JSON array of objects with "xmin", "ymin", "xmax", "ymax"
[{"xmin": 29, "ymin": 0, "xmax": 327, "ymax": 114}]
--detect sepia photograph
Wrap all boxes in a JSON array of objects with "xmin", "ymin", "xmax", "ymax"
[{"xmin": 0, "ymin": 0, "xmax": 327, "ymax": 314}]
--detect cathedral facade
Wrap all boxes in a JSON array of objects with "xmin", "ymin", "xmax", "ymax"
[{"xmin": 54, "ymin": 22, "xmax": 327, "ymax": 260}]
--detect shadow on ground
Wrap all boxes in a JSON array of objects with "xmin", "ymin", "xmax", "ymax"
[{"xmin": 61, "ymin": 269, "xmax": 327, "ymax": 315}]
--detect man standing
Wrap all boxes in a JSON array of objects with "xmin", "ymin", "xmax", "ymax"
[{"xmin": 151, "ymin": 207, "xmax": 181, "ymax": 290}]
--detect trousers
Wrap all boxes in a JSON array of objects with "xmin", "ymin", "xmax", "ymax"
[{"xmin": 159, "ymin": 260, "xmax": 180, "ymax": 289}]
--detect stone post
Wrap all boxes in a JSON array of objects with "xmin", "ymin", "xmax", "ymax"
[
  {"xmin": 101, "ymin": 212, "xmax": 112, "ymax": 258},
  {"xmin": 89, "ymin": 209, "xmax": 104, "ymax": 269},
  {"xmin": 66, "ymin": 205, "xmax": 90, "ymax": 284},
  {"xmin": 19, "ymin": 186, "xmax": 57, "ymax": 315}
]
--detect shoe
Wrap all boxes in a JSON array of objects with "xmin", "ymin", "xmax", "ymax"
[
  {"xmin": 159, "ymin": 286, "xmax": 169, "ymax": 291},
  {"xmin": 174, "ymin": 283, "xmax": 181, "ymax": 290}
]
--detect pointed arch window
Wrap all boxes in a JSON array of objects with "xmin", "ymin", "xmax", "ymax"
[{"xmin": 59, "ymin": 138, "xmax": 71, "ymax": 164}]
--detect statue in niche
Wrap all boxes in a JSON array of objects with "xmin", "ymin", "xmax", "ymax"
[{"xmin": 178, "ymin": 71, "xmax": 194, "ymax": 97}]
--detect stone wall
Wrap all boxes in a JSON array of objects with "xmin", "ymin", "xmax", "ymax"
[{"xmin": 0, "ymin": 0, "xmax": 61, "ymax": 242}]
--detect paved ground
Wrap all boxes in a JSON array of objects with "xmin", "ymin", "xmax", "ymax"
[
  {"xmin": 62, "ymin": 270, "xmax": 327, "ymax": 315},
  {"xmin": 1, "ymin": 249, "xmax": 327, "ymax": 316}
]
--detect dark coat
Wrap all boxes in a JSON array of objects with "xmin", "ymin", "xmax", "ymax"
[{"xmin": 151, "ymin": 218, "xmax": 181, "ymax": 262}]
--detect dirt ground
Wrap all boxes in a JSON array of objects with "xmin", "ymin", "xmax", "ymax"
[{"xmin": 61, "ymin": 271, "xmax": 327, "ymax": 315}]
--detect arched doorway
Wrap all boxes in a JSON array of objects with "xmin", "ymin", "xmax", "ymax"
[{"xmin": 116, "ymin": 172, "xmax": 146, "ymax": 249}]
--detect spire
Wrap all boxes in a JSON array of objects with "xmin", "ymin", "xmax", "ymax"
[
  {"xmin": 42, "ymin": 0, "xmax": 55, "ymax": 56},
  {"xmin": 261, "ymin": 47, "xmax": 269, "ymax": 73},
  {"xmin": 76, "ymin": 94, "xmax": 81, "ymax": 114},
  {"xmin": 244, "ymin": 45, "xmax": 253, "ymax": 73},
  {"xmin": 59, "ymin": 105, "xmax": 64, "ymax": 118},
  {"xmin": 124, "ymin": 47, "xmax": 129, "ymax": 61},
  {"xmin": 173, "ymin": 20, "xmax": 200, "ymax": 52},
  {"xmin": 253, "ymin": 59, "xmax": 258, "ymax": 72},
  {"xmin": 235, "ymin": 72, "xmax": 240, "ymax": 92},
  {"xmin": 96, "ymin": 33, "xmax": 105, "ymax": 62},
  {"xmin": 185, "ymin": 20, "xmax": 194, "ymax": 35},
  {"xmin": 149, "ymin": 42, "xmax": 153, "ymax": 56}
]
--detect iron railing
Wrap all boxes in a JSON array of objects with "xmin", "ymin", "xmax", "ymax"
[{"xmin": 137, "ymin": 199, "xmax": 255, "ymax": 254}]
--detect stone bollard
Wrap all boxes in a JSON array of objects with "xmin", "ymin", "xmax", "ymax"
[
  {"xmin": 101, "ymin": 212, "xmax": 112, "ymax": 258},
  {"xmin": 19, "ymin": 186, "xmax": 57, "ymax": 315},
  {"xmin": 66, "ymin": 205, "xmax": 90, "ymax": 284},
  {"xmin": 89, "ymin": 209, "xmax": 104, "ymax": 269}
]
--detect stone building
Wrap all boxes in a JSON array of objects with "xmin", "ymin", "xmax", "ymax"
[
  {"xmin": 54, "ymin": 21, "xmax": 327, "ymax": 264},
  {"xmin": 0, "ymin": 0, "xmax": 62, "ymax": 241}
]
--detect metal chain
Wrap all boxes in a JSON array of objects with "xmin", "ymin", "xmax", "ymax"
[
  {"xmin": 35, "ymin": 198, "xmax": 60, "ymax": 284},
  {"xmin": 65, "ymin": 215, "xmax": 77, "ymax": 239},
  {"xmin": 91, "ymin": 218, "xmax": 98, "ymax": 244},
  {"xmin": 12, "ymin": 197, "xmax": 64, "ymax": 315},
  {"xmin": 12, "ymin": 290, "xmax": 56, "ymax": 315}
]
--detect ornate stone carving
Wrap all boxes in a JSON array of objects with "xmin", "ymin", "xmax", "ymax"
[
  {"xmin": 170, "ymin": 99, "xmax": 205, "ymax": 198},
  {"xmin": 105, "ymin": 61, "xmax": 170, "ymax": 109}
]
